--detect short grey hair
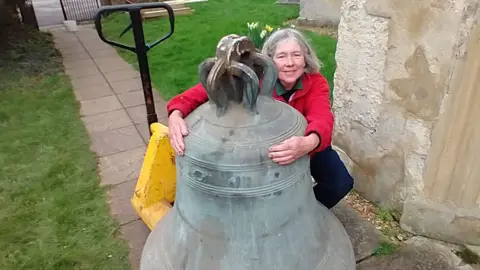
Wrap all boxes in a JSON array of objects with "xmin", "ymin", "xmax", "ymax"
[{"xmin": 261, "ymin": 28, "xmax": 322, "ymax": 74}]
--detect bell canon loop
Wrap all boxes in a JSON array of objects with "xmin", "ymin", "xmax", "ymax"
[{"xmin": 140, "ymin": 34, "xmax": 356, "ymax": 270}]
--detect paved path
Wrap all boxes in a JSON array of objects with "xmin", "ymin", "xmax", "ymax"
[
  {"xmin": 32, "ymin": 0, "xmax": 65, "ymax": 27},
  {"xmin": 49, "ymin": 24, "xmax": 167, "ymax": 269}
]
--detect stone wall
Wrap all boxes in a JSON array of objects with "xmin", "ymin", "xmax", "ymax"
[
  {"xmin": 297, "ymin": 0, "xmax": 343, "ymax": 26},
  {"xmin": 333, "ymin": 0, "xmax": 480, "ymax": 245}
]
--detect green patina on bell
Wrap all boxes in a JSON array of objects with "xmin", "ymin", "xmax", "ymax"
[{"xmin": 140, "ymin": 34, "xmax": 355, "ymax": 270}]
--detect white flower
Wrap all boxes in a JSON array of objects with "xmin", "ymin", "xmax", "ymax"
[
  {"xmin": 260, "ymin": 29, "xmax": 267, "ymax": 39},
  {"xmin": 247, "ymin": 22, "xmax": 259, "ymax": 30}
]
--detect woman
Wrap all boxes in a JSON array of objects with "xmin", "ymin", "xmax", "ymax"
[{"xmin": 166, "ymin": 28, "xmax": 353, "ymax": 209}]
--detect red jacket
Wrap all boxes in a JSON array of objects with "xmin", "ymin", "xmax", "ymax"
[{"xmin": 166, "ymin": 72, "xmax": 334, "ymax": 154}]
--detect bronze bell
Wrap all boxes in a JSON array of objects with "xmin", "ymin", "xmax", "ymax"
[{"xmin": 140, "ymin": 34, "xmax": 356, "ymax": 270}]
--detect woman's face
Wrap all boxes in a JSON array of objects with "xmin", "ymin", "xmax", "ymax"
[{"xmin": 272, "ymin": 38, "xmax": 306, "ymax": 88}]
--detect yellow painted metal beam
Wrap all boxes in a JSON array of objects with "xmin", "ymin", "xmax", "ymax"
[{"xmin": 131, "ymin": 123, "xmax": 177, "ymax": 230}]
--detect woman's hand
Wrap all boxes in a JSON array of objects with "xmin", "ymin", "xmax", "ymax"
[
  {"xmin": 268, "ymin": 134, "xmax": 320, "ymax": 165},
  {"xmin": 168, "ymin": 110, "xmax": 189, "ymax": 155}
]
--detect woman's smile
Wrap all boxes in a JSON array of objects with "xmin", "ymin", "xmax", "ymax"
[{"xmin": 273, "ymin": 39, "xmax": 306, "ymax": 87}]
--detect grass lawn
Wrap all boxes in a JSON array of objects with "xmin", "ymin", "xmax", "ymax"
[
  {"xmin": 100, "ymin": 0, "xmax": 337, "ymax": 101},
  {"xmin": 0, "ymin": 25, "xmax": 130, "ymax": 269}
]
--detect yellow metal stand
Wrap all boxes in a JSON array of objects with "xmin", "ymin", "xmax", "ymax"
[{"xmin": 131, "ymin": 123, "xmax": 177, "ymax": 230}]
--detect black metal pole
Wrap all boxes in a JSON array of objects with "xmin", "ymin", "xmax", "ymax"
[
  {"xmin": 95, "ymin": 3, "xmax": 174, "ymax": 136},
  {"xmin": 59, "ymin": 0, "xmax": 68, "ymax": 21},
  {"xmin": 129, "ymin": 10, "xmax": 158, "ymax": 134}
]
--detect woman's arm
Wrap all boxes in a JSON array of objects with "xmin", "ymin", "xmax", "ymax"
[
  {"xmin": 303, "ymin": 73, "xmax": 334, "ymax": 154},
  {"xmin": 166, "ymin": 83, "xmax": 209, "ymax": 155},
  {"xmin": 166, "ymin": 83, "xmax": 209, "ymax": 118},
  {"xmin": 268, "ymin": 74, "xmax": 332, "ymax": 165}
]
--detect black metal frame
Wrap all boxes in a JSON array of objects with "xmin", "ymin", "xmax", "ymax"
[
  {"xmin": 94, "ymin": 3, "xmax": 175, "ymax": 134},
  {"xmin": 60, "ymin": 0, "xmax": 101, "ymax": 21}
]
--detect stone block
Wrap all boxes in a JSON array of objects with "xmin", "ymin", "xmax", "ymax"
[
  {"xmin": 110, "ymin": 78, "xmax": 143, "ymax": 94},
  {"xmin": 76, "ymin": 32, "xmax": 101, "ymax": 43},
  {"xmin": 73, "ymin": 84, "xmax": 115, "ymax": 102},
  {"xmin": 81, "ymin": 109, "xmax": 133, "ymax": 134},
  {"xmin": 94, "ymin": 56, "xmax": 134, "ymax": 73},
  {"xmin": 103, "ymin": 68, "xmax": 140, "ymax": 84},
  {"xmin": 53, "ymin": 33, "xmax": 78, "ymax": 43},
  {"xmin": 81, "ymin": 41, "xmax": 113, "ymax": 53},
  {"xmin": 118, "ymin": 90, "xmax": 147, "ymax": 108},
  {"xmin": 63, "ymin": 58, "xmax": 96, "ymax": 70},
  {"xmin": 57, "ymin": 44, "xmax": 86, "ymax": 55},
  {"xmin": 126, "ymin": 101, "xmax": 168, "ymax": 125},
  {"xmin": 65, "ymin": 65, "xmax": 102, "ymax": 79},
  {"xmin": 71, "ymin": 74, "xmax": 109, "ymax": 90},
  {"xmin": 54, "ymin": 39, "xmax": 80, "ymax": 50},
  {"xmin": 364, "ymin": 0, "xmax": 394, "ymax": 18},
  {"xmin": 298, "ymin": 0, "xmax": 342, "ymax": 27},
  {"xmin": 127, "ymin": 105, "xmax": 148, "ymax": 125},
  {"xmin": 331, "ymin": 201, "xmax": 382, "ymax": 262},
  {"xmin": 89, "ymin": 126, "xmax": 145, "ymax": 157},
  {"xmin": 79, "ymin": 95, "xmax": 123, "ymax": 116},
  {"xmin": 117, "ymin": 90, "xmax": 164, "ymax": 108},
  {"xmin": 98, "ymin": 146, "xmax": 146, "ymax": 186},
  {"xmin": 62, "ymin": 51, "xmax": 92, "ymax": 62},
  {"xmin": 332, "ymin": 0, "xmax": 480, "ymax": 246},
  {"xmin": 357, "ymin": 236, "xmax": 475, "ymax": 270},
  {"xmin": 88, "ymin": 48, "xmax": 119, "ymax": 59},
  {"xmin": 400, "ymin": 199, "xmax": 480, "ymax": 246},
  {"xmin": 106, "ymin": 179, "xmax": 141, "ymax": 224},
  {"xmin": 120, "ymin": 220, "xmax": 150, "ymax": 270}
]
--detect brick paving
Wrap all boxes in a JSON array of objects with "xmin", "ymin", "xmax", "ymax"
[{"xmin": 48, "ymin": 24, "xmax": 168, "ymax": 269}]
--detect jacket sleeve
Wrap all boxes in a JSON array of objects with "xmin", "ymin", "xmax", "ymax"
[
  {"xmin": 303, "ymin": 74, "xmax": 334, "ymax": 154},
  {"xmin": 166, "ymin": 83, "xmax": 209, "ymax": 118}
]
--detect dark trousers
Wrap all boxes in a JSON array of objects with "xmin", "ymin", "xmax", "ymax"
[{"xmin": 310, "ymin": 146, "xmax": 354, "ymax": 209}]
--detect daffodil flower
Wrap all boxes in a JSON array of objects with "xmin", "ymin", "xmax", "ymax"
[
  {"xmin": 260, "ymin": 29, "xmax": 267, "ymax": 39},
  {"xmin": 247, "ymin": 22, "xmax": 259, "ymax": 30}
]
